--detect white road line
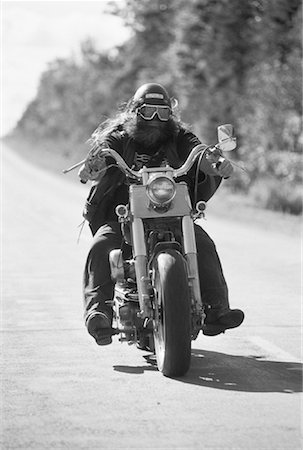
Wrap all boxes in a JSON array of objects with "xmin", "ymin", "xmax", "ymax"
[{"xmin": 247, "ymin": 336, "xmax": 301, "ymax": 363}]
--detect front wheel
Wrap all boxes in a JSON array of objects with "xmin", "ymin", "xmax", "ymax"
[{"xmin": 152, "ymin": 250, "xmax": 191, "ymax": 377}]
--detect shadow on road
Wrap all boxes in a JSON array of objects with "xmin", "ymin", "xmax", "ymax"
[
  {"xmin": 112, "ymin": 351, "xmax": 302, "ymax": 393},
  {"xmin": 113, "ymin": 365, "xmax": 158, "ymax": 374},
  {"xmin": 178, "ymin": 349, "xmax": 303, "ymax": 393},
  {"xmin": 113, "ymin": 355, "xmax": 158, "ymax": 374}
]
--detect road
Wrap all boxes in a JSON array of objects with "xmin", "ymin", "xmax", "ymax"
[{"xmin": 1, "ymin": 143, "xmax": 302, "ymax": 449}]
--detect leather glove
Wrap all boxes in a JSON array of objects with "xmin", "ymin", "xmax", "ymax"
[
  {"xmin": 78, "ymin": 163, "xmax": 92, "ymax": 182},
  {"xmin": 215, "ymin": 158, "xmax": 234, "ymax": 178},
  {"xmin": 205, "ymin": 150, "xmax": 234, "ymax": 178},
  {"xmin": 78, "ymin": 154, "xmax": 107, "ymax": 182}
]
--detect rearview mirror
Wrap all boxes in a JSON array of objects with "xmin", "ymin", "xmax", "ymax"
[{"xmin": 217, "ymin": 124, "xmax": 237, "ymax": 151}]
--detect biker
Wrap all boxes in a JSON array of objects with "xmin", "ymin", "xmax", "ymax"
[{"xmin": 79, "ymin": 82, "xmax": 244, "ymax": 345}]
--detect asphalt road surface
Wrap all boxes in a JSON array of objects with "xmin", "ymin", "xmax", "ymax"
[{"xmin": 1, "ymin": 144, "xmax": 302, "ymax": 449}]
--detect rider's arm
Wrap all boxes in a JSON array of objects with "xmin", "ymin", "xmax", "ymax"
[{"xmin": 177, "ymin": 129, "xmax": 233, "ymax": 202}]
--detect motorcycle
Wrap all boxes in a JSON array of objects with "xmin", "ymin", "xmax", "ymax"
[{"xmin": 64, "ymin": 124, "xmax": 237, "ymax": 377}]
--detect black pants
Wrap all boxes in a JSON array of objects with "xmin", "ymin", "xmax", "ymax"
[{"xmin": 83, "ymin": 221, "xmax": 229, "ymax": 322}]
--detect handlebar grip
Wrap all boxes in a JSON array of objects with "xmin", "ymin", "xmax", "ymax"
[{"xmin": 216, "ymin": 156, "xmax": 225, "ymax": 169}]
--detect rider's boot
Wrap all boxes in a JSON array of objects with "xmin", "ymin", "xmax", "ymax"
[
  {"xmin": 86, "ymin": 309, "xmax": 113, "ymax": 346},
  {"xmin": 202, "ymin": 300, "xmax": 244, "ymax": 336}
]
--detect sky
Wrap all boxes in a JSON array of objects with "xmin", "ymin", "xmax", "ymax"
[{"xmin": 1, "ymin": 0, "xmax": 130, "ymax": 136}]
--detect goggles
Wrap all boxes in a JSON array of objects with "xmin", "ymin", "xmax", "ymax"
[{"xmin": 137, "ymin": 104, "xmax": 172, "ymax": 121}]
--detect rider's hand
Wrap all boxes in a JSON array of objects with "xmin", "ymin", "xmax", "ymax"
[
  {"xmin": 78, "ymin": 164, "xmax": 91, "ymax": 182},
  {"xmin": 215, "ymin": 158, "xmax": 234, "ymax": 178},
  {"xmin": 205, "ymin": 150, "xmax": 234, "ymax": 178},
  {"xmin": 78, "ymin": 154, "xmax": 106, "ymax": 182}
]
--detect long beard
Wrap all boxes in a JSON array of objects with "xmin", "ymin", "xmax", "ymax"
[{"xmin": 124, "ymin": 116, "xmax": 178, "ymax": 150}]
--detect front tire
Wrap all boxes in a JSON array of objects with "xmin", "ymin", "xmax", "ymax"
[{"xmin": 152, "ymin": 250, "xmax": 191, "ymax": 377}]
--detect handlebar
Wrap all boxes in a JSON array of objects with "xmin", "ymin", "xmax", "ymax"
[
  {"xmin": 173, "ymin": 144, "xmax": 207, "ymax": 177},
  {"xmin": 62, "ymin": 142, "xmax": 232, "ymax": 183},
  {"xmin": 100, "ymin": 148, "xmax": 142, "ymax": 180},
  {"xmin": 99, "ymin": 143, "xmax": 208, "ymax": 180}
]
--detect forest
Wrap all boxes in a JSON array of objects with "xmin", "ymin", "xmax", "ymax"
[{"xmin": 9, "ymin": 0, "xmax": 302, "ymax": 214}]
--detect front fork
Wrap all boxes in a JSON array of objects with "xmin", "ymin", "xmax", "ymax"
[
  {"xmin": 182, "ymin": 216, "xmax": 205, "ymax": 337},
  {"xmin": 131, "ymin": 216, "xmax": 204, "ymax": 336},
  {"xmin": 131, "ymin": 218, "xmax": 153, "ymax": 319}
]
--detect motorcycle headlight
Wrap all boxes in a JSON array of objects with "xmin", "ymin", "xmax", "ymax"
[{"xmin": 146, "ymin": 176, "xmax": 176, "ymax": 206}]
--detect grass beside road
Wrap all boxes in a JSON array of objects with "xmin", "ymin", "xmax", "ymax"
[{"xmin": 207, "ymin": 190, "xmax": 302, "ymax": 237}]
